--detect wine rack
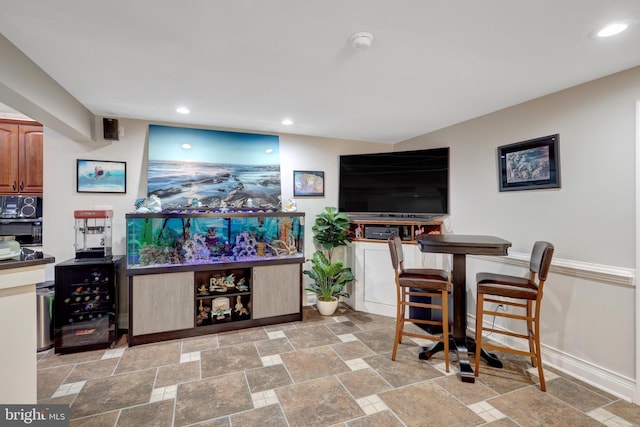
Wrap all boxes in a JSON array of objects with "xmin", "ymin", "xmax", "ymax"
[{"xmin": 54, "ymin": 256, "xmax": 123, "ymax": 353}]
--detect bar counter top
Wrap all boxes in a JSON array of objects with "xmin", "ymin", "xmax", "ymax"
[
  {"xmin": 0, "ymin": 253, "xmax": 55, "ymax": 272},
  {"xmin": 0, "ymin": 252, "xmax": 54, "ymax": 403}
]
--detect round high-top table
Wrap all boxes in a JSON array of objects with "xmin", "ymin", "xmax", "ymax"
[{"xmin": 417, "ymin": 234, "xmax": 512, "ymax": 383}]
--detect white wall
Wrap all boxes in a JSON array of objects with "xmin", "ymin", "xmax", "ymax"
[
  {"xmin": 396, "ymin": 66, "xmax": 640, "ymax": 401},
  {"xmin": 400, "ymin": 68, "xmax": 638, "ymax": 265},
  {"xmin": 279, "ymin": 133, "xmax": 390, "ymax": 259},
  {"xmin": 42, "ymin": 120, "xmax": 389, "ymax": 282},
  {"xmin": 42, "ymin": 119, "xmax": 147, "ymax": 278}
]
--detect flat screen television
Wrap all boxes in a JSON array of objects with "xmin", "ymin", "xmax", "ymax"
[{"xmin": 338, "ymin": 147, "xmax": 449, "ymax": 217}]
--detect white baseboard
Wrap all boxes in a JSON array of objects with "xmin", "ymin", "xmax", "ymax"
[
  {"xmin": 471, "ymin": 315, "xmax": 636, "ymax": 402},
  {"xmin": 542, "ymin": 343, "xmax": 636, "ymax": 402}
]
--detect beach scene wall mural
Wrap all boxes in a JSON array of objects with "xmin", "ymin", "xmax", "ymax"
[{"xmin": 147, "ymin": 125, "xmax": 281, "ymax": 209}]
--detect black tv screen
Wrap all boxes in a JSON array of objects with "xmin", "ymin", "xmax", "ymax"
[{"xmin": 339, "ymin": 147, "xmax": 449, "ymax": 216}]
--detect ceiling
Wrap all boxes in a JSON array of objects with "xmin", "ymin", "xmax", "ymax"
[{"xmin": 1, "ymin": 1, "xmax": 639, "ymax": 144}]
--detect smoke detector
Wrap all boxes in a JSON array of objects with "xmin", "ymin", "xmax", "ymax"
[{"xmin": 350, "ymin": 31, "xmax": 374, "ymax": 50}]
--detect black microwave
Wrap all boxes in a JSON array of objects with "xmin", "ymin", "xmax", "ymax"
[{"xmin": 0, "ymin": 219, "xmax": 42, "ymax": 246}]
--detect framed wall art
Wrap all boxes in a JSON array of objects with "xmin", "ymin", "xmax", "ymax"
[
  {"xmin": 147, "ymin": 124, "xmax": 281, "ymax": 209},
  {"xmin": 497, "ymin": 134, "xmax": 560, "ymax": 192},
  {"xmin": 293, "ymin": 170, "xmax": 325, "ymax": 197},
  {"xmin": 77, "ymin": 159, "xmax": 127, "ymax": 193}
]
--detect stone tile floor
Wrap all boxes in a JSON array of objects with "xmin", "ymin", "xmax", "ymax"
[{"xmin": 37, "ymin": 305, "xmax": 640, "ymax": 426}]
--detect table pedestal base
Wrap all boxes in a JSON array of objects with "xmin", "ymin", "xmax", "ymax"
[{"xmin": 419, "ymin": 336, "xmax": 502, "ymax": 383}]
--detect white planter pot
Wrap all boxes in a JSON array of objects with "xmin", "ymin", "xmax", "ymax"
[{"xmin": 316, "ymin": 297, "xmax": 339, "ymax": 316}]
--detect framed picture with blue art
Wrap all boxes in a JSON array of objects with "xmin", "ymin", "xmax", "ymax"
[
  {"xmin": 76, "ymin": 159, "xmax": 127, "ymax": 193},
  {"xmin": 293, "ymin": 170, "xmax": 325, "ymax": 197},
  {"xmin": 147, "ymin": 124, "xmax": 281, "ymax": 209}
]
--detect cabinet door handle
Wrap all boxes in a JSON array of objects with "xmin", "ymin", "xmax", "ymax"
[
  {"xmin": 19, "ymin": 181, "xmax": 23, "ymax": 191},
  {"xmin": 12, "ymin": 180, "xmax": 16, "ymax": 191}
]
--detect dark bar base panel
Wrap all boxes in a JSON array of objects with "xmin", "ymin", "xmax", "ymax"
[{"xmin": 128, "ymin": 313, "xmax": 302, "ymax": 347}]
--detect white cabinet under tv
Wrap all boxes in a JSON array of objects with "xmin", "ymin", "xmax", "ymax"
[{"xmin": 343, "ymin": 217, "xmax": 447, "ymax": 317}]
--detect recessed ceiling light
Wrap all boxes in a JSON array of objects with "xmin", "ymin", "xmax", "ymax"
[
  {"xmin": 181, "ymin": 143, "xmax": 192, "ymax": 149},
  {"xmin": 281, "ymin": 118, "xmax": 293, "ymax": 125},
  {"xmin": 597, "ymin": 22, "xmax": 628, "ymax": 37},
  {"xmin": 176, "ymin": 107, "xmax": 190, "ymax": 114}
]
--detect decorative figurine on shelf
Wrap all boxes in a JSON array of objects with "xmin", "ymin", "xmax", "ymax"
[
  {"xmin": 235, "ymin": 295, "xmax": 249, "ymax": 316},
  {"xmin": 135, "ymin": 194, "xmax": 162, "ymax": 213},
  {"xmin": 134, "ymin": 198, "xmax": 145, "ymax": 210},
  {"xmin": 224, "ymin": 273, "xmax": 236, "ymax": 288},
  {"xmin": 196, "ymin": 300, "xmax": 211, "ymax": 326},
  {"xmin": 283, "ymin": 198, "xmax": 297, "ymax": 212},
  {"xmin": 147, "ymin": 194, "xmax": 162, "ymax": 212},
  {"xmin": 415, "ymin": 226, "xmax": 425, "ymax": 237},
  {"xmin": 209, "ymin": 276, "xmax": 228, "ymax": 293},
  {"xmin": 197, "ymin": 283, "xmax": 208, "ymax": 295},
  {"xmin": 212, "ymin": 297, "xmax": 231, "ymax": 321},
  {"xmin": 236, "ymin": 277, "xmax": 248, "ymax": 291},
  {"xmin": 355, "ymin": 224, "xmax": 363, "ymax": 239}
]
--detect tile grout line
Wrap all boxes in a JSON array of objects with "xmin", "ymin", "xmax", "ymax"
[{"xmin": 36, "ymin": 308, "xmax": 637, "ymax": 426}]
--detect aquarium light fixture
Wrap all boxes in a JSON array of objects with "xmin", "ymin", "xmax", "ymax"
[{"xmin": 176, "ymin": 106, "xmax": 190, "ymax": 114}]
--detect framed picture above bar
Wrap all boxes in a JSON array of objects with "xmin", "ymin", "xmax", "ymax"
[
  {"xmin": 293, "ymin": 170, "xmax": 325, "ymax": 197},
  {"xmin": 497, "ymin": 134, "xmax": 560, "ymax": 192},
  {"xmin": 77, "ymin": 159, "xmax": 127, "ymax": 193}
]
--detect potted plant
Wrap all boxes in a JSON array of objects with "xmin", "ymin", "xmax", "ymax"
[
  {"xmin": 303, "ymin": 207, "xmax": 355, "ymax": 315},
  {"xmin": 304, "ymin": 251, "xmax": 355, "ymax": 314},
  {"xmin": 310, "ymin": 207, "xmax": 352, "ymax": 261}
]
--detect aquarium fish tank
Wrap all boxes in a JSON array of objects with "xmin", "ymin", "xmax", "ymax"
[{"xmin": 126, "ymin": 212, "xmax": 304, "ymax": 268}]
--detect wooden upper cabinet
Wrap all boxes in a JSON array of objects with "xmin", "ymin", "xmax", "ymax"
[
  {"xmin": 0, "ymin": 121, "xmax": 43, "ymax": 195},
  {"xmin": 0, "ymin": 123, "xmax": 20, "ymax": 193},
  {"xmin": 18, "ymin": 125, "xmax": 44, "ymax": 194}
]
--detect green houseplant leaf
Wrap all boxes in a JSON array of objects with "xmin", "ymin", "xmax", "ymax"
[
  {"xmin": 311, "ymin": 206, "xmax": 352, "ymax": 262},
  {"xmin": 303, "ymin": 250, "xmax": 354, "ymax": 301}
]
